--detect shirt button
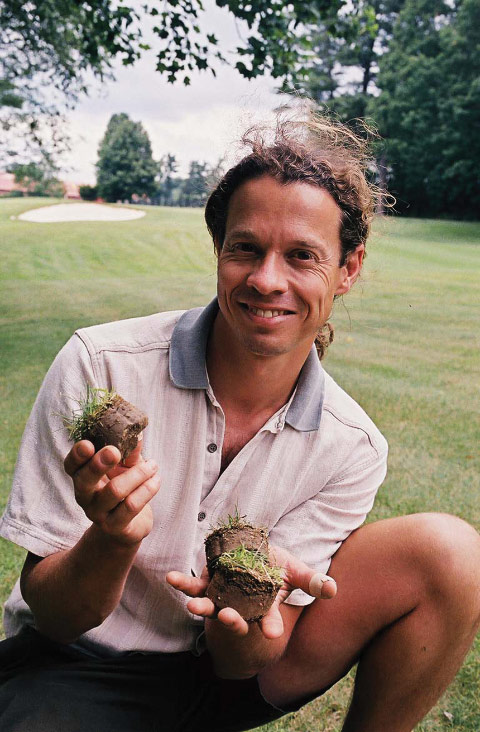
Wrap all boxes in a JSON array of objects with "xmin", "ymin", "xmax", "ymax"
[
  {"xmin": 207, "ymin": 443, "xmax": 217, "ymax": 453},
  {"xmin": 198, "ymin": 511, "xmax": 206, "ymax": 522}
]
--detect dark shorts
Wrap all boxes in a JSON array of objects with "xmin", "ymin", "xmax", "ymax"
[{"xmin": 0, "ymin": 626, "xmax": 291, "ymax": 732}]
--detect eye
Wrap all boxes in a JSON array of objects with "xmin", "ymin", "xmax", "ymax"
[
  {"xmin": 225, "ymin": 241, "xmax": 257, "ymax": 254},
  {"xmin": 291, "ymin": 249, "xmax": 315, "ymax": 261},
  {"xmin": 236, "ymin": 242, "xmax": 256, "ymax": 253}
]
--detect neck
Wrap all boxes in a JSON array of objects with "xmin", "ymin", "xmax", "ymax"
[{"xmin": 206, "ymin": 312, "xmax": 311, "ymax": 417}]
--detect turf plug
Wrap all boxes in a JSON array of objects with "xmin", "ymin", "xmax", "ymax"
[
  {"xmin": 205, "ymin": 515, "xmax": 283, "ymax": 621},
  {"xmin": 63, "ymin": 386, "xmax": 148, "ymax": 459}
]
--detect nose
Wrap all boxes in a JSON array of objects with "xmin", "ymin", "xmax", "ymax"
[{"xmin": 245, "ymin": 252, "xmax": 288, "ymax": 295}]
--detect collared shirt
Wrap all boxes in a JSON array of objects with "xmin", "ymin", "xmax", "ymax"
[{"xmin": 0, "ymin": 300, "xmax": 388, "ymax": 655}]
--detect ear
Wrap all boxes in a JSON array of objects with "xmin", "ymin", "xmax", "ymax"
[{"xmin": 335, "ymin": 244, "xmax": 365, "ymax": 296}]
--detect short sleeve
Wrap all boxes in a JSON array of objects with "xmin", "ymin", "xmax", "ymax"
[
  {"xmin": 0, "ymin": 334, "xmax": 100, "ymax": 556},
  {"xmin": 269, "ymin": 433, "xmax": 388, "ymax": 606}
]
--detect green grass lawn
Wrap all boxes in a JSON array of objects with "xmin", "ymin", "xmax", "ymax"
[{"xmin": 1, "ymin": 197, "xmax": 479, "ymax": 730}]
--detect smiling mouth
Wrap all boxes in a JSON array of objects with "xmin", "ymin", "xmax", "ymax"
[{"xmin": 239, "ymin": 303, "xmax": 295, "ymax": 319}]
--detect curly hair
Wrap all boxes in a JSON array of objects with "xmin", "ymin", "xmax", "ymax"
[{"xmin": 204, "ymin": 111, "xmax": 384, "ymax": 358}]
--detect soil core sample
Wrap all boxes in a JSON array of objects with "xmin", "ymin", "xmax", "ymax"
[
  {"xmin": 63, "ymin": 386, "xmax": 148, "ymax": 459},
  {"xmin": 205, "ymin": 518, "xmax": 283, "ymax": 622},
  {"xmin": 205, "ymin": 521, "xmax": 268, "ymax": 574}
]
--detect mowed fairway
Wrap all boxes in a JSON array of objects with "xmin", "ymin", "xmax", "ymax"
[{"xmin": 1, "ymin": 197, "xmax": 479, "ymax": 730}]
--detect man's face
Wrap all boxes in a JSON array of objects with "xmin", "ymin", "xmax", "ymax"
[{"xmin": 216, "ymin": 174, "xmax": 363, "ymax": 359}]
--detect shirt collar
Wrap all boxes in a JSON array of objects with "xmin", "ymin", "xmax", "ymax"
[{"xmin": 169, "ymin": 298, "xmax": 325, "ymax": 432}]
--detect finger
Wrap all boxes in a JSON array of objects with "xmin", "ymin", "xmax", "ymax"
[
  {"xmin": 217, "ymin": 608, "xmax": 249, "ymax": 636},
  {"xmin": 258, "ymin": 603, "xmax": 285, "ymax": 639},
  {"xmin": 185, "ymin": 600, "xmax": 250, "ymax": 636},
  {"xmin": 90, "ymin": 459, "xmax": 158, "ymax": 515},
  {"xmin": 64, "ymin": 440, "xmax": 96, "ymax": 477},
  {"xmin": 72, "ymin": 445, "xmax": 122, "ymax": 506},
  {"xmin": 107, "ymin": 435, "xmax": 146, "ymax": 478},
  {"xmin": 270, "ymin": 546, "xmax": 337, "ymax": 600},
  {"xmin": 309, "ymin": 573, "xmax": 337, "ymax": 599},
  {"xmin": 166, "ymin": 571, "xmax": 209, "ymax": 598},
  {"xmin": 103, "ymin": 474, "xmax": 161, "ymax": 530},
  {"xmin": 186, "ymin": 597, "xmax": 218, "ymax": 618}
]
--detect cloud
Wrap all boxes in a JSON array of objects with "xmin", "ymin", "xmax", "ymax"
[{"xmin": 61, "ymin": 68, "xmax": 286, "ymax": 182}]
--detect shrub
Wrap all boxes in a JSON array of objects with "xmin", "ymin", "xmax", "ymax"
[{"xmin": 79, "ymin": 185, "xmax": 99, "ymax": 201}]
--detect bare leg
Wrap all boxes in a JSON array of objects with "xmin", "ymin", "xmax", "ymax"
[{"xmin": 258, "ymin": 513, "xmax": 480, "ymax": 732}]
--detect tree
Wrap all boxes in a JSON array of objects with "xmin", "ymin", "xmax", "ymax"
[
  {"xmin": 279, "ymin": 0, "xmax": 405, "ymax": 212},
  {"xmin": 0, "ymin": 0, "xmax": 370, "ymax": 137},
  {"xmin": 286, "ymin": 0, "xmax": 480, "ymax": 219},
  {"xmin": 0, "ymin": 1, "xmax": 140, "ymax": 110},
  {"xmin": 5, "ymin": 1, "xmax": 412, "ymax": 169},
  {"xmin": 9, "ymin": 161, "xmax": 63, "ymax": 197},
  {"xmin": 370, "ymin": 0, "xmax": 478, "ymax": 217},
  {"xmin": 0, "ymin": 0, "xmax": 356, "ymax": 135},
  {"xmin": 79, "ymin": 185, "xmax": 99, "ymax": 201},
  {"xmin": 158, "ymin": 154, "xmax": 180, "ymax": 206},
  {"xmin": 96, "ymin": 114, "xmax": 158, "ymax": 202},
  {"xmin": 10, "ymin": 162, "xmax": 44, "ymax": 190},
  {"xmin": 289, "ymin": 1, "xmax": 405, "ymax": 120},
  {"xmin": 0, "ymin": 0, "xmax": 141, "ymax": 163},
  {"xmin": 181, "ymin": 161, "xmax": 210, "ymax": 207},
  {"xmin": 205, "ymin": 157, "xmax": 226, "ymax": 194}
]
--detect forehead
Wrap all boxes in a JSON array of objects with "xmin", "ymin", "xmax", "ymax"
[{"xmin": 225, "ymin": 175, "xmax": 342, "ymax": 250}]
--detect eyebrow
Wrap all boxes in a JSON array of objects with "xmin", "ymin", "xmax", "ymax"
[{"xmin": 225, "ymin": 228, "xmax": 258, "ymax": 241}]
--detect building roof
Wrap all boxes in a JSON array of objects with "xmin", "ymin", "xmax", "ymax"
[
  {"xmin": 0, "ymin": 172, "xmax": 27, "ymax": 193},
  {"xmin": 0, "ymin": 172, "xmax": 82, "ymax": 198}
]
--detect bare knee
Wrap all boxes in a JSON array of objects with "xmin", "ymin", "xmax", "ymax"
[
  {"xmin": 407, "ymin": 513, "xmax": 480, "ymax": 621},
  {"xmin": 409, "ymin": 513, "xmax": 480, "ymax": 572}
]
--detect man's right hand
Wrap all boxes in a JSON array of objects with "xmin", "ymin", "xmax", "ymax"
[
  {"xmin": 20, "ymin": 434, "xmax": 160, "ymax": 642},
  {"xmin": 63, "ymin": 437, "xmax": 160, "ymax": 546}
]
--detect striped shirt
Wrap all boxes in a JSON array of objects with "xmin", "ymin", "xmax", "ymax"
[{"xmin": 0, "ymin": 299, "xmax": 388, "ymax": 655}]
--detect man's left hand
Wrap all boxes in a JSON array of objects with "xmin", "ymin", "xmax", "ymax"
[{"xmin": 166, "ymin": 546, "xmax": 337, "ymax": 639}]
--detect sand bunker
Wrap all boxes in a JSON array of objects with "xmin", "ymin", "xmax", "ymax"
[{"xmin": 18, "ymin": 202, "xmax": 146, "ymax": 223}]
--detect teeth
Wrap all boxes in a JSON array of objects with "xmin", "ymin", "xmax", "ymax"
[{"xmin": 250, "ymin": 306, "xmax": 287, "ymax": 318}]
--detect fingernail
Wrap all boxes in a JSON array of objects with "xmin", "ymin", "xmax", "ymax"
[
  {"xmin": 100, "ymin": 450, "xmax": 116, "ymax": 466},
  {"xmin": 77, "ymin": 443, "xmax": 91, "ymax": 458},
  {"xmin": 309, "ymin": 574, "xmax": 337, "ymax": 597},
  {"xmin": 146, "ymin": 459, "xmax": 158, "ymax": 471}
]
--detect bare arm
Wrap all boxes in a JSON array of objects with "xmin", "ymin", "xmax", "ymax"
[
  {"xmin": 20, "ymin": 438, "xmax": 160, "ymax": 643},
  {"xmin": 21, "ymin": 529, "xmax": 140, "ymax": 643},
  {"xmin": 167, "ymin": 548, "xmax": 336, "ymax": 680}
]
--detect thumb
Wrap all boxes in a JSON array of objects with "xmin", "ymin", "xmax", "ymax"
[
  {"xmin": 308, "ymin": 572, "xmax": 337, "ymax": 600},
  {"xmin": 272, "ymin": 547, "xmax": 337, "ymax": 600}
]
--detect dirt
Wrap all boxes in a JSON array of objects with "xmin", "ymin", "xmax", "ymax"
[
  {"xmin": 204, "ymin": 523, "xmax": 283, "ymax": 622},
  {"xmin": 205, "ymin": 524, "xmax": 268, "ymax": 573},
  {"xmin": 83, "ymin": 395, "xmax": 148, "ymax": 459},
  {"xmin": 206, "ymin": 562, "xmax": 282, "ymax": 622}
]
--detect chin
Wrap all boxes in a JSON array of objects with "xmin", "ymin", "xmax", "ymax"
[{"xmin": 240, "ymin": 334, "xmax": 294, "ymax": 357}]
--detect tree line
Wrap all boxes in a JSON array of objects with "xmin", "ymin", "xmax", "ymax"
[
  {"xmin": 1, "ymin": 0, "xmax": 478, "ymax": 218},
  {"xmin": 290, "ymin": 0, "xmax": 479, "ymax": 219},
  {"xmin": 78, "ymin": 113, "xmax": 223, "ymax": 207}
]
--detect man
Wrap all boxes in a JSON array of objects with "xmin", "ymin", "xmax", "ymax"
[{"xmin": 1, "ymin": 116, "xmax": 479, "ymax": 732}]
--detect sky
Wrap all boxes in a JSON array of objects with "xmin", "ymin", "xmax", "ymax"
[{"xmin": 60, "ymin": 1, "xmax": 291, "ymax": 183}]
